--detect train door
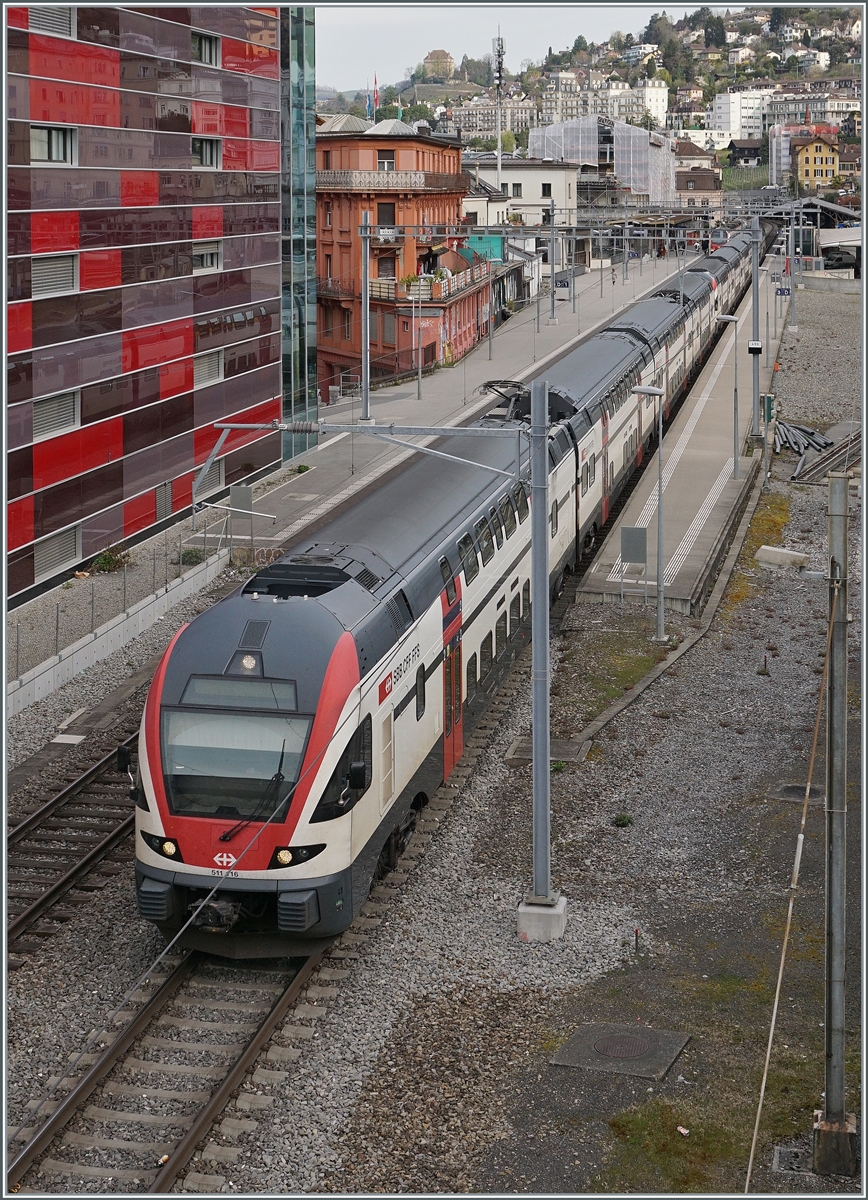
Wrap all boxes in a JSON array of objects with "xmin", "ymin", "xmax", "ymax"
[
  {"xmin": 600, "ymin": 407, "xmax": 610, "ymax": 525},
  {"xmin": 379, "ymin": 708, "xmax": 394, "ymax": 814},
  {"xmin": 443, "ymin": 637, "xmax": 463, "ymax": 779}
]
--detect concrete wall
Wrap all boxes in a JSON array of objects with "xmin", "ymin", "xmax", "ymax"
[
  {"xmin": 801, "ymin": 275, "xmax": 861, "ymax": 294},
  {"xmin": 7, "ymin": 550, "xmax": 230, "ymax": 717}
]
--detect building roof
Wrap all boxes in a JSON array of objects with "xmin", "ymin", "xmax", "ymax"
[
  {"xmin": 365, "ymin": 118, "xmax": 418, "ymax": 136},
  {"xmin": 317, "ymin": 113, "xmax": 372, "ymax": 134},
  {"xmin": 676, "ymin": 167, "xmax": 722, "ymax": 190},
  {"xmin": 728, "ymin": 139, "xmax": 763, "ymax": 150},
  {"xmin": 837, "ymin": 145, "xmax": 860, "ymax": 162},
  {"xmin": 790, "ymin": 133, "xmax": 838, "ymax": 150},
  {"xmin": 676, "ymin": 139, "xmax": 713, "ymax": 157}
]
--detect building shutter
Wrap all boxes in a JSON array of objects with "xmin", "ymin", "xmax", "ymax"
[
  {"xmin": 28, "ymin": 6, "xmax": 74, "ymax": 35},
  {"xmin": 197, "ymin": 457, "xmax": 224, "ymax": 497},
  {"xmin": 31, "ymin": 254, "xmax": 76, "ymax": 297},
  {"xmin": 155, "ymin": 481, "xmax": 172, "ymax": 521},
  {"xmin": 32, "ymin": 390, "xmax": 79, "ymax": 439},
  {"xmin": 382, "ymin": 312, "xmax": 396, "ymax": 344},
  {"xmin": 193, "ymin": 350, "xmax": 223, "ymax": 389},
  {"xmin": 34, "ymin": 527, "xmax": 79, "ymax": 581}
]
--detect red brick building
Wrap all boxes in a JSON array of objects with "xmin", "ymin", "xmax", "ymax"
[{"xmin": 315, "ymin": 116, "xmax": 491, "ymax": 399}]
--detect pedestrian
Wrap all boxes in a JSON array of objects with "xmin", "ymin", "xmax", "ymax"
[{"xmin": 611, "ymin": 267, "xmax": 616, "ymax": 288}]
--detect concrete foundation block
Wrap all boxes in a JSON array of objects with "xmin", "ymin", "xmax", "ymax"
[
  {"xmin": 812, "ymin": 1110, "xmax": 859, "ymax": 1176},
  {"xmin": 517, "ymin": 895, "xmax": 568, "ymax": 943},
  {"xmin": 755, "ymin": 545, "xmax": 809, "ymax": 569},
  {"xmin": 181, "ymin": 1172, "xmax": 226, "ymax": 1192}
]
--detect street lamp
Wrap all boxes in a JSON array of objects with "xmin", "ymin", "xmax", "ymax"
[
  {"xmin": 716, "ymin": 314, "xmax": 740, "ymax": 480},
  {"xmin": 631, "ymin": 381, "xmax": 666, "ymax": 643},
  {"xmin": 759, "ymin": 265, "xmax": 770, "ymax": 367}
]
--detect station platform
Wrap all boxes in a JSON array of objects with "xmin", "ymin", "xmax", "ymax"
[{"xmin": 578, "ymin": 280, "xmax": 783, "ymax": 616}]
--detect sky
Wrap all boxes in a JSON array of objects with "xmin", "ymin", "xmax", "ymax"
[{"xmin": 313, "ymin": 3, "xmax": 709, "ymax": 92}]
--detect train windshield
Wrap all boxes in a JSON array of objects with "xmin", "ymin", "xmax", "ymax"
[{"xmin": 161, "ymin": 710, "xmax": 311, "ymax": 819}]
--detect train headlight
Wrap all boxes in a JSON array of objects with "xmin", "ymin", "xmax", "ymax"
[
  {"xmin": 268, "ymin": 844, "xmax": 326, "ymax": 870},
  {"xmin": 141, "ymin": 831, "xmax": 184, "ymax": 862}
]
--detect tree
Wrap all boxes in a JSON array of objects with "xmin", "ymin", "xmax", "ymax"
[
  {"xmin": 514, "ymin": 128, "xmax": 529, "ymax": 151},
  {"xmin": 769, "ymin": 8, "xmax": 791, "ymax": 33},
  {"xmin": 500, "ymin": 130, "xmax": 516, "ymax": 154},
  {"xmin": 382, "ymin": 85, "xmax": 397, "ymax": 106},
  {"xmin": 609, "ymin": 31, "xmax": 625, "ymax": 51},
  {"xmin": 572, "ymin": 34, "xmax": 588, "ymax": 53},
  {"xmin": 624, "ymin": 32, "xmax": 635, "ymax": 48},
  {"xmin": 828, "ymin": 42, "xmax": 847, "ymax": 65},
  {"xmin": 802, "ymin": 29, "xmax": 811, "ymax": 46},
  {"xmin": 704, "ymin": 15, "xmax": 726, "ymax": 47},
  {"xmin": 655, "ymin": 66, "xmax": 673, "ymax": 87},
  {"xmin": 644, "ymin": 12, "xmax": 675, "ymax": 44},
  {"xmin": 638, "ymin": 108, "xmax": 657, "ymax": 130}
]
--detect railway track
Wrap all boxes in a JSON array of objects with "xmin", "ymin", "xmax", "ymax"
[
  {"xmin": 7, "ymin": 739, "xmax": 140, "ymax": 964},
  {"xmin": 7, "ymin": 949, "xmax": 325, "ymax": 1193}
]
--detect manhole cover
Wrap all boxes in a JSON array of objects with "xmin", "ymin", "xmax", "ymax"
[{"xmin": 594, "ymin": 1034, "xmax": 651, "ymax": 1059}]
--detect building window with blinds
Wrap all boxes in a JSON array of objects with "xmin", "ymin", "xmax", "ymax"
[
  {"xmin": 192, "ymin": 241, "xmax": 221, "ymax": 273},
  {"xmin": 28, "ymin": 6, "xmax": 73, "ymax": 35},
  {"xmin": 192, "ymin": 137, "xmax": 220, "ymax": 168},
  {"xmin": 31, "ymin": 254, "xmax": 77, "ymax": 297},
  {"xmin": 191, "ymin": 31, "xmax": 219, "ymax": 65}
]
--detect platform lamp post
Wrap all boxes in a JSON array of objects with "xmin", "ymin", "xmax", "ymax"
[
  {"xmin": 716, "ymin": 314, "xmax": 740, "ymax": 480},
  {"xmin": 632, "ymin": 381, "xmax": 666, "ymax": 643},
  {"xmin": 760, "ymin": 266, "xmax": 770, "ymax": 367}
]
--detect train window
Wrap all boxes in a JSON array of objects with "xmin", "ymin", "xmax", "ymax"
[
  {"xmin": 310, "ymin": 715, "xmax": 372, "ymax": 822},
  {"xmin": 474, "ymin": 517, "xmax": 495, "ymax": 565},
  {"xmin": 480, "ymin": 632, "xmax": 493, "ymax": 678},
  {"xmin": 499, "ymin": 494, "xmax": 517, "ymax": 538},
  {"xmin": 452, "ymin": 645, "xmax": 462, "ymax": 728},
  {"xmin": 550, "ymin": 500, "xmax": 558, "ymax": 538},
  {"xmin": 510, "ymin": 593, "xmax": 521, "ymax": 635},
  {"xmin": 609, "ymin": 463, "xmax": 614, "ymax": 490},
  {"xmin": 495, "ymin": 613, "xmax": 507, "ymax": 658},
  {"xmin": 457, "ymin": 534, "xmax": 479, "ymax": 583},
  {"xmin": 522, "ymin": 580, "xmax": 530, "ymax": 615},
  {"xmin": 589, "ymin": 454, "xmax": 596, "ymax": 485},
  {"xmin": 488, "ymin": 506, "xmax": 504, "ymax": 549},
  {"xmin": 512, "ymin": 482, "xmax": 529, "ymax": 523},
  {"xmin": 581, "ymin": 461, "xmax": 589, "ymax": 496},
  {"xmin": 443, "ymin": 657, "xmax": 452, "ymax": 738},
  {"xmin": 415, "ymin": 664, "xmax": 426, "ymax": 721},
  {"xmin": 439, "ymin": 556, "xmax": 456, "ymax": 605},
  {"xmin": 466, "ymin": 653, "xmax": 478, "ymax": 701}
]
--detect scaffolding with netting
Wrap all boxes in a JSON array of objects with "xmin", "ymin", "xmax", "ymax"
[{"xmin": 530, "ymin": 119, "xmax": 675, "ymax": 204}]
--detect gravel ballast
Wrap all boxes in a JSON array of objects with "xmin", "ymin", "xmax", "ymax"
[{"xmin": 7, "ymin": 288, "xmax": 862, "ymax": 1194}]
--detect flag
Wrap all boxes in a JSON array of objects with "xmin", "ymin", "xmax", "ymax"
[
  {"xmin": 366, "ymin": 80, "xmax": 372, "ymax": 120},
  {"xmin": 374, "ymin": 74, "xmax": 379, "ymax": 111},
  {"xmin": 396, "ymin": 98, "xmax": 403, "ymax": 120}
]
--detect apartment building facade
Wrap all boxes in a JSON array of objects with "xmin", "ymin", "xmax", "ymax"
[
  {"xmin": 315, "ymin": 118, "xmax": 490, "ymax": 397},
  {"xmin": 7, "ymin": 4, "xmax": 317, "ymax": 600}
]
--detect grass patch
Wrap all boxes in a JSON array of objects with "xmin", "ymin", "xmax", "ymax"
[
  {"xmin": 612, "ymin": 812, "xmax": 633, "ymax": 828},
  {"xmin": 603, "ymin": 1098, "xmax": 738, "ymax": 1191},
  {"xmin": 721, "ymin": 492, "xmax": 790, "ymax": 615},
  {"xmin": 91, "ymin": 545, "xmax": 132, "ymax": 572}
]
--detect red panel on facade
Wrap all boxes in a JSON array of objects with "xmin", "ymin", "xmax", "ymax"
[
  {"xmin": 8, "ymin": 7, "xmax": 28, "ymax": 28},
  {"xmin": 121, "ymin": 171, "xmax": 160, "ymax": 207},
  {"xmin": 159, "ymin": 357, "xmax": 194, "ymax": 399},
  {"xmin": 31, "ymin": 211, "xmax": 79, "ymax": 253},
  {"xmin": 124, "ymin": 491, "xmax": 157, "ymax": 538},
  {"xmin": 7, "ymin": 302, "xmax": 32, "ymax": 354},
  {"xmin": 79, "ymin": 249, "xmax": 122, "ymax": 291},
  {"xmin": 190, "ymin": 102, "xmax": 249, "ymax": 138},
  {"xmin": 32, "ymin": 419, "xmax": 124, "ymax": 491},
  {"xmin": 28, "ymin": 79, "xmax": 120, "ymax": 127},
  {"xmin": 220, "ymin": 138, "xmax": 249, "ymax": 171},
  {"xmin": 123, "ymin": 321, "xmax": 194, "ymax": 372},
  {"xmin": 249, "ymin": 141, "xmax": 281, "ymax": 171},
  {"xmin": 193, "ymin": 396, "xmax": 281, "ymax": 464},
  {"xmin": 172, "ymin": 471, "xmax": 195, "ymax": 511},
  {"xmin": 28, "ymin": 34, "xmax": 120, "ymax": 88},
  {"xmin": 221, "ymin": 37, "xmax": 279, "ymax": 78},
  {"xmin": 192, "ymin": 205, "xmax": 223, "ymax": 239},
  {"xmin": 8, "ymin": 496, "xmax": 35, "ymax": 552}
]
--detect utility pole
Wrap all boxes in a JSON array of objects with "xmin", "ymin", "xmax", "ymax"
[
  {"xmin": 750, "ymin": 216, "xmax": 761, "ymax": 436},
  {"xmin": 599, "ymin": 228, "xmax": 604, "ymax": 298},
  {"xmin": 516, "ymin": 380, "xmax": 566, "ymax": 943},
  {"xmin": 813, "ymin": 472, "xmax": 857, "ymax": 1177},
  {"xmin": 360, "ymin": 211, "xmax": 373, "ymax": 423},
  {"xmin": 488, "ymin": 273, "xmax": 493, "ymax": 360},
  {"xmin": 548, "ymin": 199, "xmax": 557, "ymax": 324},
  {"xmin": 493, "ymin": 32, "xmax": 504, "ymax": 195},
  {"xmin": 788, "ymin": 199, "xmax": 798, "ymax": 332},
  {"xmin": 416, "ymin": 284, "xmax": 422, "ymax": 401}
]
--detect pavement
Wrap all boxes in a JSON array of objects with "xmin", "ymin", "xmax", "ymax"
[{"xmin": 7, "ymin": 252, "xmax": 689, "ymax": 683}]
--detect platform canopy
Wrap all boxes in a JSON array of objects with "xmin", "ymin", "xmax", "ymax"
[{"xmin": 817, "ymin": 226, "xmax": 862, "ymax": 250}]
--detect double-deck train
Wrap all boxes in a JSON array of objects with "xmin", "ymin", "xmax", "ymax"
[{"xmin": 133, "ymin": 221, "xmax": 777, "ymax": 956}]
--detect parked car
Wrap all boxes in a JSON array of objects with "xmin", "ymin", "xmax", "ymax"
[{"xmin": 822, "ymin": 249, "xmax": 856, "ymax": 270}]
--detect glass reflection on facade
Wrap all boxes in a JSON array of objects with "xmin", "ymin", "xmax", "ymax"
[
  {"xmin": 280, "ymin": 7, "xmax": 318, "ymax": 460},
  {"xmin": 6, "ymin": 5, "xmax": 318, "ymax": 600}
]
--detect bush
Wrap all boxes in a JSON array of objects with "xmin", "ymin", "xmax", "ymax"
[
  {"xmin": 180, "ymin": 547, "xmax": 206, "ymax": 566},
  {"xmin": 91, "ymin": 545, "xmax": 132, "ymax": 573},
  {"xmin": 296, "ymin": 463, "xmax": 310, "ymax": 473},
  {"xmin": 613, "ymin": 812, "xmax": 634, "ymax": 828}
]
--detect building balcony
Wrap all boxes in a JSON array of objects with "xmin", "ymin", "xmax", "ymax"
[
  {"xmin": 316, "ymin": 169, "xmax": 471, "ymax": 194},
  {"xmin": 317, "ymin": 275, "xmax": 356, "ymax": 299}
]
